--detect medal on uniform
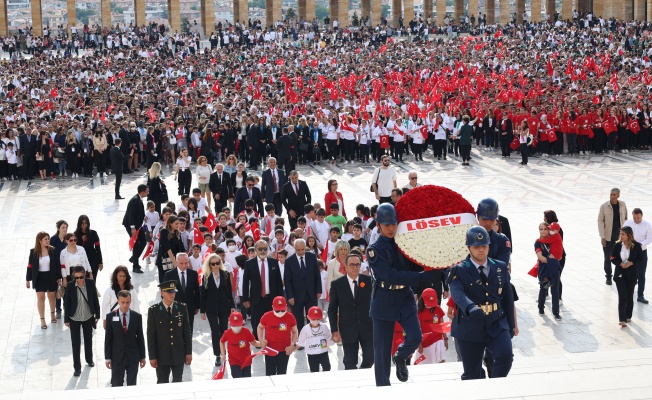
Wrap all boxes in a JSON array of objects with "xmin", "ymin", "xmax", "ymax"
[{"xmin": 498, "ymin": 288, "xmax": 502, "ymax": 295}]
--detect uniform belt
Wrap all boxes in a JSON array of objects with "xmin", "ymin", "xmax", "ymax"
[
  {"xmin": 378, "ymin": 281, "xmax": 406, "ymax": 290},
  {"xmin": 479, "ymin": 303, "xmax": 498, "ymax": 315}
]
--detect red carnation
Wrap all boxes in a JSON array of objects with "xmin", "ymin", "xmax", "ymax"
[{"xmin": 395, "ymin": 185, "xmax": 475, "ymax": 223}]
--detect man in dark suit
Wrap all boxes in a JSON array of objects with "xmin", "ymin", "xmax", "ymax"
[
  {"xmin": 242, "ymin": 240, "xmax": 284, "ymax": 339},
  {"xmin": 163, "ymin": 254, "xmax": 200, "ymax": 332},
  {"xmin": 328, "ymin": 253, "xmax": 374, "ymax": 370},
  {"xmin": 110, "ymin": 138, "xmax": 134, "ymax": 199},
  {"xmin": 208, "ymin": 163, "xmax": 232, "ymax": 214},
  {"xmin": 147, "ymin": 280, "xmax": 192, "ymax": 384},
  {"xmin": 122, "ymin": 184, "xmax": 148, "ymax": 274},
  {"xmin": 276, "ymin": 127, "xmax": 294, "ymax": 172},
  {"xmin": 284, "ymin": 239, "xmax": 321, "ymax": 331},
  {"xmin": 246, "ymin": 118, "xmax": 265, "ymax": 170},
  {"xmin": 233, "ymin": 176, "xmax": 264, "ymax": 216},
  {"xmin": 119, "ymin": 120, "xmax": 132, "ymax": 173},
  {"xmin": 18, "ymin": 128, "xmax": 36, "ymax": 180},
  {"xmin": 260, "ymin": 157, "xmax": 286, "ymax": 217},
  {"xmin": 64, "ymin": 266, "xmax": 102, "ymax": 377},
  {"xmin": 104, "ymin": 290, "xmax": 146, "ymax": 386},
  {"xmin": 281, "ymin": 170, "xmax": 312, "ymax": 230}
]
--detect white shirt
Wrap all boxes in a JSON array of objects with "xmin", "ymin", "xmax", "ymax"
[
  {"xmin": 258, "ymin": 257, "xmax": 270, "ymax": 295},
  {"xmin": 346, "ymin": 274, "xmax": 358, "ymax": 297},
  {"xmin": 102, "ymin": 287, "xmax": 140, "ymax": 320},
  {"xmin": 623, "ymin": 219, "xmax": 652, "ymax": 251},
  {"xmin": 371, "ymin": 166, "xmax": 397, "ymax": 197},
  {"xmin": 469, "ymin": 258, "xmax": 490, "ymax": 279}
]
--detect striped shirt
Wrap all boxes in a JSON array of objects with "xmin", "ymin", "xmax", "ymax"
[{"xmin": 71, "ymin": 284, "xmax": 92, "ymax": 322}]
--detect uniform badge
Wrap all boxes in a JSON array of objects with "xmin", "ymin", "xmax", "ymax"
[
  {"xmin": 497, "ymin": 268, "xmax": 501, "ymax": 273},
  {"xmin": 498, "ymin": 288, "xmax": 502, "ymax": 295},
  {"xmin": 506, "ymin": 241, "xmax": 511, "ymax": 248}
]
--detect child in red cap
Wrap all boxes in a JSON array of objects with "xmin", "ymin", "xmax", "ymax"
[
  {"xmin": 414, "ymin": 288, "xmax": 447, "ymax": 364},
  {"xmin": 219, "ymin": 311, "xmax": 262, "ymax": 378},
  {"xmin": 296, "ymin": 306, "xmax": 332, "ymax": 372},
  {"xmin": 258, "ymin": 296, "xmax": 298, "ymax": 376}
]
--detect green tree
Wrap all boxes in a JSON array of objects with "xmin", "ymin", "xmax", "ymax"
[
  {"xmin": 181, "ymin": 17, "xmax": 190, "ymax": 33},
  {"xmin": 74, "ymin": 8, "xmax": 96, "ymax": 25},
  {"xmin": 286, "ymin": 7, "xmax": 297, "ymax": 19},
  {"xmin": 351, "ymin": 12, "xmax": 358, "ymax": 26},
  {"xmin": 250, "ymin": 0, "xmax": 265, "ymax": 8},
  {"xmin": 381, "ymin": 4, "xmax": 389, "ymax": 17},
  {"xmin": 316, "ymin": 4, "xmax": 329, "ymax": 20}
]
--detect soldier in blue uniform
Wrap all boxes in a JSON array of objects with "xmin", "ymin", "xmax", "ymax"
[
  {"xmin": 366, "ymin": 203, "xmax": 438, "ymax": 387},
  {"xmin": 447, "ymin": 226, "xmax": 515, "ymax": 380}
]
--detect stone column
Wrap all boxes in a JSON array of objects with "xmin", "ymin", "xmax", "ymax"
[
  {"xmin": 339, "ymin": 0, "xmax": 349, "ymax": 27},
  {"xmin": 546, "ymin": 0, "xmax": 555, "ymax": 21},
  {"xmin": 298, "ymin": 0, "xmax": 306, "ymax": 21},
  {"xmin": 330, "ymin": 0, "xmax": 338, "ymax": 27},
  {"xmin": 576, "ymin": 0, "xmax": 588, "ymax": 13},
  {"xmin": 404, "ymin": 0, "xmax": 414, "ymax": 23},
  {"xmin": 371, "ymin": 0, "xmax": 381, "ymax": 25},
  {"xmin": 424, "ymin": 0, "xmax": 433, "ymax": 22},
  {"xmin": 392, "ymin": 0, "xmax": 401, "ymax": 26},
  {"xmin": 486, "ymin": 0, "xmax": 495, "ymax": 23},
  {"xmin": 454, "ymin": 0, "xmax": 463, "ymax": 24},
  {"xmin": 561, "ymin": 0, "xmax": 572, "ymax": 20},
  {"xmin": 500, "ymin": 0, "xmax": 510, "ymax": 24},
  {"xmin": 531, "ymin": 0, "xmax": 541, "ymax": 21},
  {"xmin": 101, "ymin": 0, "xmax": 111, "ymax": 28},
  {"xmin": 436, "ymin": 0, "xmax": 446, "ymax": 25},
  {"xmin": 623, "ymin": 0, "xmax": 634, "ymax": 19},
  {"xmin": 168, "ymin": 0, "xmax": 180, "ymax": 32},
  {"xmin": 305, "ymin": 0, "xmax": 315, "ymax": 21},
  {"xmin": 516, "ymin": 0, "xmax": 524, "ymax": 23},
  {"xmin": 648, "ymin": 0, "xmax": 652, "ymax": 22},
  {"xmin": 135, "ymin": 0, "xmax": 146, "ymax": 26},
  {"xmin": 468, "ymin": 0, "xmax": 478, "ymax": 24},
  {"xmin": 266, "ymin": 0, "xmax": 282, "ymax": 27},
  {"xmin": 200, "ymin": 0, "xmax": 215, "ymax": 35},
  {"xmin": 67, "ymin": 0, "xmax": 76, "ymax": 34},
  {"xmin": 593, "ymin": 0, "xmax": 603, "ymax": 18},
  {"xmin": 32, "ymin": 0, "xmax": 43, "ymax": 36},
  {"xmin": 234, "ymin": 0, "xmax": 248, "ymax": 25},
  {"xmin": 634, "ymin": 0, "xmax": 645, "ymax": 20},
  {"xmin": 0, "ymin": 0, "xmax": 7, "ymax": 36}
]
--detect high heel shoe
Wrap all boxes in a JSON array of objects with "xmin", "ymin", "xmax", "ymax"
[
  {"xmin": 40, "ymin": 318, "xmax": 47, "ymax": 329},
  {"xmin": 51, "ymin": 312, "xmax": 57, "ymax": 323}
]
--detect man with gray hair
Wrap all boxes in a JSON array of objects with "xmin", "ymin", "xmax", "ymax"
[
  {"xmin": 284, "ymin": 239, "xmax": 322, "ymax": 331},
  {"xmin": 164, "ymin": 253, "xmax": 200, "ymax": 332},
  {"xmin": 598, "ymin": 188, "xmax": 628, "ymax": 285},
  {"xmin": 402, "ymin": 170, "xmax": 422, "ymax": 192}
]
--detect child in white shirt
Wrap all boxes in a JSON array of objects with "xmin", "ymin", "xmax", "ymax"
[
  {"xmin": 296, "ymin": 306, "xmax": 332, "ymax": 372},
  {"xmin": 6, "ymin": 142, "xmax": 17, "ymax": 180},
  {"xmin": 189, "ymin": 245, "xmax": 202, "ymax": 271},
  {"xmin": 311, "ymin": 210, "xmax": 331, "ymax": 250},
  {"xmin": 144, "ymin": 201, "xmax": 160, "ymax": 239}
]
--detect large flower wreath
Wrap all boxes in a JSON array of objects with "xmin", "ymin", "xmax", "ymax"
[{"xmin": 394, "ymin": 185, "xmax": 476, "ymax": 270}]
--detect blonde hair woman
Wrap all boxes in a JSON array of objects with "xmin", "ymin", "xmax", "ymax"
[
  {"xmin": 196, "ymin": 156, "xmax": 214, "ymax": 209},
  {"xmin": 147, "ymin": 162, "xmax": 167, "ymax": 214},
  {"xmin": 200, "ymin": 254, "xmax": 235, "ymax": 367},
  {"xmin": 65, "ymin": 130, "xmax": 81, "ymax": 178},
  {"xmin": 326, "ymin": 240, "xmax": 351, "ymax": 292}
]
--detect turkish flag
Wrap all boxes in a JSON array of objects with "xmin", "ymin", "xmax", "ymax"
[
  {"xmin": 190, "ymin": 80, "xmax": 197, "ymax": 88},
  {"xmin": 547, "ymin": 129, "xmax": 557, "ymax": 143},
  {"xmin": 414, "ymin": 354, "xmax": 426, "ymax": 365},
  {"xmin": 108, "ymin": 76, "xmax": 116, "ymax": 83},
  {"xmin": 142, "ymin": 240, "xmax": 155, "ymax": 260},
  {"xmin": 547, "ymin": 59, "xmax": 554, "ymax": 76},
  {"xmin": 118, "ymin": 71, "xmax": 125, "ymax": 78},
  {"xmin": 205, "ymin": 213, "xmax": 218, "ymax": 232},
  {"xmin": 276, "ymin": 59, "xmax": 285, "ymax": 66},
  {"xmin": 259, "ymin": 55, "xmax": 267, "ymax": 64},
  {"xmin": 311, "ymin": 59, "xmax": 318, "ymax": 68},
  {"xmin": 177, "ymin": 77, "xmax": 186, "ymax": 86},
  {"xmin": 528, "ymin": 263, "xmax": 539, "ymax": 277},
  {"xmin": 193, "ymin": 226, "xmax": 205, "ymax": 245},
  {"xmin": 420, "ymin": 126, "xmax": 429, "ymax": 140},
  {"xmin": 50, "ymin": 88, "xmax": 59, "ymax": 98},
  {"xmin": 380, "ymin": 135, "xmax": 389, "ymax": 149},
  {"xmin": 128, "ymin": 228, "xmax": 140, "ymax": 251},
  {"xmin": 211, "ymin": 363, "xmax": 226, "ymax": 380},
  {"xmin": 212, "ymin": 81, "xmax": 222, "ymax": 96}
]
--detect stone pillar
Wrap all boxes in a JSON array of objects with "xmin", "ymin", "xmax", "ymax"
[
  {"xmin": 561, "ymin": 0, "xmax": 572, "ymax": 20},
  {"xmin": 266, "ymin": 0, "xmax": 282, "ymax": 27},
  {"xmin": 392, "ymin": 0, "xmax": 401, "ymax": 26},
  {"xmin": 531, "ymin": 0, "xmax": 541, "ymax": 21},
  {"xmin": 298, "ymin": 0, "xmax": 306, "ymax": 21},
  {"xmin": 404, "ymin": 0, "xmax": 414, "ymax": 24},
  {"xmin": 0, "ymin": 0, "xmax": 7, "ymax": 36},
  {"xmin": 67, "ymin": 0, "xmax": 76, "ymax": 34},
  {"xmin": 200, "ymin": 0, "xmax": 215, "ymax": 35},
  {"xmin": 234, "ymin": 0, "xmax": 248, "ymax": 25},
  {"xmin": 648, "ymin": 0, "xmax": 652, "ymax": 21},
  {"xmin": 634, "ymin": 0, "xmax": 645, "ymax": 20},
  {"xmin": 339, "ymin": 0, "xmax": 349, "ymax": 27},
  {"xmin": 361, "ymin": 0, "xmax": 370, "ymax": 19},
  {"xmin": 500, "ymin": 0, "xmax": 510, "ymax": 24},
  {"xmin": 577, "ymin": 0, "xmax": 588, "ymax": 13},
  {"xmin": 486, "ymin": 0, "xmax": 495, "ymax": 23},
  {"xmin": 468, "ymin": 0, "xmax": 478, "ymax": 24},
  {"xmin": 330, "ymin": 0, "xmax": 338, "ymax": 27},
  {"xmin": 436, "ymin": 0, "xmax": 446, "ymax": 25},
  {"xmin": 622, "ymin": 0, "xmax": 634, "ymax": 19},
  {"xmin": 135, "ymin": 0, "xmax": 146, "ymax": 26},
  {"xmin": 516, "ymin": 0, "xmax": 524, "ymax": 23},
  {"xmin": 592, "ymin": 0, "xmax": 602, "ymax": 18},
  {"xmin": 168, "ymin": 0, "xmax": 180, "ymax": 32},
  {"xmin": 101, "ymin": 0, "xmax": 111, "ymax": 28},
  {"xmin": 424, "ymin": 0, "xmax": 433, "ymax": 21},
  {"xmin": 371, "ymin": 0, "xmax": 381, "ymax": 25},
  {"xmin": 454, "ymin": 0, "xmax": 464, "ymax": 24},
  {"xmin": 546, "ymin": 0, "xmax": 555, "ymax": 21},
  {"xmin": 305, "ymin": 0, "xmax": 315, "ymax": 21},
  {"xmin": 32, "ymin": 0, "xmax": 43, "ymax": 36}
]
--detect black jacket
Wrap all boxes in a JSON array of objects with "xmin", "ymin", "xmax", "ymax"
[
  {"xmin": 26, "ymin": 247, "xmax": 63, "ymax": 285},
  {"xmin": 284, "ymin": 253, "xmax": 321, "ymax": 304},
  {"xmin": 327, "ymin": 274, "xmax": 373, "ymax": 343},
  {"xmin": 147, "ymin": 176, "xmax": 168, "ymax": 205},
  {"xmin": 164, "ymin": 268, "xmax": 201, "ymax": 313},
  {"xmin": 208, "ymin": 171, "xmax": 232, "ymax": 202},
  {"xmin": 611, "ymin": 241, "xmax": 642, "ymax": 279},
  {"xmin": 242, "ymin": 257, "xmax": 283, "ymax": 306},
  {"xmin": 281, "ymin": 180, "xmax": 312, "ymax": 215},
  {"xmin": 104, "ymin": 310, "xmax": 146, "ymax": 364},
  {"xmin": 233, "ymin": 185, "xmax": 264, "ymax": 216},
  {"xmin": 110, "ymin": 146, "xmax": 129, "ymax": 173},
  {"xmin": 75, "ymin": 229, "xmax": 103, "ymax": 268},
  {"xmin": 200, "ymin": 269, "xmax": 235, "ymax": 313},
  {"xmin": 63, "ymin": 279, "xmax": 101, "ymax": 323},
  {"xmin": 261, "ymin": 168, "xmax": 286, "ymax": 203},
  {"xmin": 122, "ymin": 194, "xmax": 145, "ymax": 230}
]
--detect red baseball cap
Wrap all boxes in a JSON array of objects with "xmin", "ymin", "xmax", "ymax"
[
  {"xmin": 272, "ymin": 296, "xmax": 287, "ymax": 311},
  {"xmin": 422, "ymin": 288, "xmax": 439, "ymax": 308},
  {"xmin": 307, "ymin": 306, "xmax": 323, "ymax": 320},
  {"xmin": 229, "ymin": 311, "xmax": 244, "ymax": 327},
  {"xmin": 549, "ymin": 222, "xmax": 561, "ymax": 231}
]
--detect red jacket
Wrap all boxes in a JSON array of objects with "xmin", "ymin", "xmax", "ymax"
[{"xmin": 324, "ymin": 191, "xmax": 346, "ymax": 218}]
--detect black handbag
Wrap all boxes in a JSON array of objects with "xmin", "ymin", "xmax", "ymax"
[
  {"xmin": 370, "ymin": 168, "xmax": 382, "ymax": 192},
  {"xmin": 299, "ymin": 142, "xmax": 309, "ymax": 152}
]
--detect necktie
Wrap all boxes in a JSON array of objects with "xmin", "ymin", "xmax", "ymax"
[
  {"xmin": 479, "ymin": 265, "xmax": 488, "ymax": 285},
  {"xmin": 167, "ymin": 306, "xmax": 172, "ymax": 318},
  {"xmin": 353, "ymin": 279, "xmax": 359, "ymax": 299},
  {"xmin": 248, "ymin": 189, "xmax": 252, "ymax": 198},
  {"xmin": 122, "ymin": 313, "xmax": 127, "ymax": 334},
  {"xmin": 181, "ymin": 271, "xmax": 186, "ymax": 290},
  {"xmin": 272, "ymin": 170, "xmax": 278, "ymax": 192},
  {"xmin": 300, "ymin": 257, "xmax": 306, "ymax": 272},
  {"xmin": 260, "ymin": 259, "xmax": 266, "ymax": 297},
  {"xmin": 294, "ymin": 183, "xmax": 298, "ymax": 196},
  {"xmin": 219, "ymin": 174, "xmax": 222, "ymax": 185}
]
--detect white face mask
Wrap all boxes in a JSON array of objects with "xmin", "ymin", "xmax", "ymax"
[
  {"xmin": 228, "ymin": 245, "xmax": 236, "ymax": 252},
  {"xmin": 274, "ymin": 311, "xmax": 286, "ymax": 317},
  {"xmin": 309, "ymin": 320, "xmax": 320, "ymax": 327},
  {"xmin": 231, "ymin": 326, "xmax": 242, "ymax": 334}
]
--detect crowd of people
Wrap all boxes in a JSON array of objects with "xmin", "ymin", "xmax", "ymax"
[{"xmin": 17, "ymin": 10, "xmax": 652, "ymax": 387}]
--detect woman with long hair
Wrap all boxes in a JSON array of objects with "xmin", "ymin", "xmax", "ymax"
[
  {"xmin": 156, "ymin": 215, "xmax": 183, "ymax": 283},
  {"xmin": 50, "ymin": 220, "xmax": 68, "ymax": 318},
  {"xmin": 326, "ymin": 240, "xmax": 351, "ymax": 292},
  {"xmin": 200, "ymin": 254, "xmax": 235, "ymax": 367},
  {"xmin": 36, "ymin": 131, "xmax": 51, "ymax": 180},
  {"xmin": 324, "ymin": 179, "xmax": 346, "ymax": 218},
  {"xmin": 60, "ymin": 232, "xmax": 93, "ymax": 284},
  {"xmin": 147, "ymin": 162, "xmax": 168, "ymax": 214},
  {"xmin": 611, "ymin": 226, "xmax": 642, "ymax": 327},
  {"xmin": 65, "ymin": 130, "xmax": 81, "ymax": 178},
  {"xmin": 74, "ymin": 215, "xmax": 103, "ymax": 280},
  {"xmin": 26, "ymin": 232, "xmax": 62, "ymax": 329},
  {"xmin": 101, "ymin": 265, "xmax": 140, "ymax": 329}
]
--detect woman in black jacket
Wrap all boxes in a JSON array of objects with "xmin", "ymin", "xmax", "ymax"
[
  {"xmin": 156, "ymin": 215, "xmax": 184, "ymax": 283},
  {"xmin": 200, "ymin": 253, "xmax": 235, "ymax": 367},
  {"xmin": 611, "ymin": 226, "xmax": 642, "ymax": 327},
  {"xmin": 147, "ymin": 162, "xmax": 168, "ymax": 214},
  {"xmin": 74, "ymin": 215, "xmax": 103, "ymax": 280},
  {"xmin": 26, "ymin": 231, "xmax": 63, "ymax": 329}
]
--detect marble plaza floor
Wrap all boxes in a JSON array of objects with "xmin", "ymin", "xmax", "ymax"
[{"xmin": 1, "ymin": 148, "xmax": 652, "ymax": 395}]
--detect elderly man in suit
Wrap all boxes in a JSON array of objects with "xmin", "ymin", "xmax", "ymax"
[
  {"xmin": 328, "ymin": 253, "xmax": 374, "ymax": 370},
  {"xmin": 233, "ymin": 175, "xmax": 264, "ymax": 216},
  {"xmin": 164, "ymin": 253, "xmax": 200, "ymax": 332},
  {"xmin": 104, "ymin": 290, "xmax": 146, "ymax": 386},
  {"xmin": 284, "ymin": 239, "xmax": 321, "ymax": 331},
  {"xmin": 281, "ymin": 170, "xmax": 312, "ymax": 230},
  {"xmin": 209, "ymin": 163, "xmax": 232, "ymax": 214},
  {"xmin": 242, "ymin": 240, "xmax": 284, "ymax": 339},
  {"xmin": 122, "ymin": 184, "xmax": 148, "ymax": 274},
  {"xmin": 261, "ymin": 157, "xmax": 286, "ymax": 216}
]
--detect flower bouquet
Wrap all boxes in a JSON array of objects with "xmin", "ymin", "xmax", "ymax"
[{"xmin": 394, "ymin": 185, "xmax": 476, "ymax": 270}]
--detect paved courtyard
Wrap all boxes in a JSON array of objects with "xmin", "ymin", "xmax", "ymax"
[{"xmin": 1, "ymin": 148, "xmax": 652, "ymax": 394}]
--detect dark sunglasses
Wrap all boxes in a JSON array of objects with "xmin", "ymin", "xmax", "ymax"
[
  {"xmin": 68, "ymin": 239, "xmax": 76, "ymax": 242},
  {"xmin": 210, "ymin": 261, "xmax": 221, "ymax": 266},
  {"xmin": 256, "ymin": 247, "xmax": 268, "ymax": 251},
  {"xmin": 74, "ymin": 276, "xmax": 85, "ymax": 280}
]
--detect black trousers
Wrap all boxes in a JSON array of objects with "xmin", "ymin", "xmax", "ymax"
[
  {"xmin": 460, "ymin": 144, "xmax": 472, "ymax": 162},
  {"xmin": 393, "ymin": 142, "xmax": 404, "ymax": 161},
  {"xmin": 614, "ymin": 267, "xmax": 637, "ymax": 322},
  {"xmin": 69, "ymin": 317, "xmax": 94, "ymax": 371},
  {"xmin": 265, "ymin": 352, "xmax": 290, "ymax": 376},
  {"xmin": 94, "ymin": 150, "xmax": 106, "ymax": 175},
  {"xmin": 155, "ymin": 364, "xmax": 184, "ymax": 383},
  {"xmin": 499, "ymin": 134, "xmax": 511, "ymax": 156},
  {"xmin": 250, "ymin": 296, "xmax": 272, "ymax": 339},
  {"xmin": 230, "ymin": 365, "xmax": 251, "ymax": 378},
  {"xmin": 271, "ymin": 193, "xmax": 283, "ymax": 217},
  {"xmin": 603, "ymin": 241, "xmax": 615, "ymax": 279},
  {"xmin": 307, "ymin": 352, "xmax": 331, "ymax": 372},
  {"xmin": 519, "ymin": 143, "xmax": 528, "ymax": 165},
  {"xmin": 291, "ymin": 298, "xmax": 318, "ymax": 332},
  {"xmin": 177, "ymin": 169, "xmax": 191, "ymax": 195},
  {"xmin": 22, "ymin": 156, "xmax": 34, "ymax": 179},
  {"xmin": 342, "ymin": 139, "xmax": 355, "ymax": 161},
  {"xmin": 110, "ymin": 359, "xmax": 139, "ymax": 386},
  {"xmin": 126, "ymin": 226, "xmax": 147, "ymax": 269},
  {"xmin": 434, "ymin": 139, "xmax": 447, "ymax": 157},
  {"xmin": 114, "ymin": 170, "xmax": 123, "ymax": 196},
  {"xmin": 206, "ymin": 311, "xmax": 230, "ymax": 356},
  {"xmin": 342, "ymin": 337, "xmax": 374, "ymax": 370},
  {"xmin": 639, "ymin": 250, "xmax": 647, "ymax": 298},
  {"xmin": 327, "ymin": 139, "xmax": 338, "ymax": 160},
  {"xmin": 288, "ymin": 214, "xmax": 298, "ymax": 231}
]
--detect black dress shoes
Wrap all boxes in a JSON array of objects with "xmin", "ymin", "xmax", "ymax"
[
  {"xmin": 88, "ymin": 361, "xmax": 95, "ymax": 367},
  {"xmin": 73, "ymin": 370, "xmax": 81, "ymax": 377},
  {"xmin": 393, "ymin": 354, "xmax": 409, "ymax": 382},
  {"xmin": 115, "ymin": 195, "xmax": 125, "ymax": 200}
]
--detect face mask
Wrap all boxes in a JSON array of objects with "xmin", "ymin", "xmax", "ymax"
[
  {"xmin": 274, "ymin": 311, "xmax": 286, "ymax": 317},
  {"xmin": 246, "ymin": 208, "xmax": 253, "ymax": 213},
  {"xmin": 231, "ymin": 326, "xmax": 242, "ymax": 334},
  {"xmin": 309, "ymin": 320, "xmax": 320, "ymax": 327},
  {"xmin": 228, "ymin": 245, "xmax": 236, "ymax": 251}
]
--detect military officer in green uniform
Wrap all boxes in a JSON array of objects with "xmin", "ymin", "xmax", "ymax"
[{"xmin": 147, "ymin": 280, "xmax": 192, "ymax": 383}]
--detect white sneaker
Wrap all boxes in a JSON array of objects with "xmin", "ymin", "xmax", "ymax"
[
  {"xmin": 350, "ymin": 160, "xmax": 354, "ymax": 165},
  {"xmin": 64, "ymin": 172, "xmax": 67, "ymax": 177},
  {"xmin": 96, "ymin": 173, "xmax": 100, "ymax": 177}
]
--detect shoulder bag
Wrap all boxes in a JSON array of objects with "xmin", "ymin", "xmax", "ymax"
[{"xmin": 370, "ymin": 168, "xmax": 382, "ymax": 192}]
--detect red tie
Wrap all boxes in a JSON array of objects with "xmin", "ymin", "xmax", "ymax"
[
  {"xmin": 260, "ymin": 259, "xmax": 266, "ymax": 297},
  {"xmin": 122, "ymin": 313, "xmax": 127, "ymax": 334}
]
